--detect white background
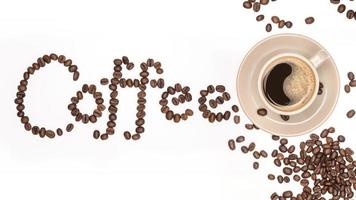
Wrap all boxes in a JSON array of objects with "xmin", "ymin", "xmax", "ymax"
[{"xmin": 1, "ymin": 0, "xmax": 356, "ymax": 199}]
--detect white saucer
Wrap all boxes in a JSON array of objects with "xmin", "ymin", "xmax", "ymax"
[{"xmin": 236, "ymin": 34, "xmax": 340, "ymax": 137}]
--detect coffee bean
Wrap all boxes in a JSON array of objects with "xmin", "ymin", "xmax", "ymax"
[
  {"xmin": 347, "ymin": 10, "xmax": 355, "ymax": 19},
  {"xmin": 268, "ymin": 174, "xmax": 275, "ymax": 180},
  {"xmin": 243, "ymin": 1, "xmax": 252, "ymax": 9},
  {"xmin": 260, "ymin": 150, "xmax": 268, "ymax": 158},
  {"xmin": 253, "ymin": 162, "xmax": 259, "ymax": 169},
  {"xmin": 222, "ymin": 92, "xmax": 231, "ymax": 101},
  {"xmin": 277, "ymin": 175, "xmax": 283, "ymax": 183},
  {"xmin": 216, "ymin": 112, "xmax": 223, "ymax": 122},
  {"xmin": 338, "ymin": 135, "xmax": 346, "ymax": 142},
  {"xmin": 56, "ymin": 128, "xmax": 63, "ymax": 136},
  {"xmin": 257, "ymin": 108, "xmax": 267, "ymax": 116},
  {"xmin": 285, "ymin": 21, "xmax": 293, "ymax": 28},
  {"xmin": 338, "ymin": 4, "xmax": 346, "ymax": 13},
  {"xmin": 233, "ymin": 115, "xmax": 240, "ymax": 124},
  {"xmin": 282, "ymin": 191, "xmax": 293, "ymax": 198},
  {"xmin": 274, "ymin": 159, "xmax": 281, "ymax": 167},
  {"xmin": 92, "ymin": 130, "xmax": 100, "ymax": 139},
  {"xmin": 131, "ymin": 134, "xmax": 140, "ymax": 140},
  {"xmin": 73, "ymin": 71, "xmax": 80, "ymax": 81},
  {"xmin": 228, "ymin": 139, "xmax": 236, "ymax": 150},
  {"xmin": 208, "ymin": 113, "xmax": 216, "ymax": 123},
  {"xmin": 253, "ymin": 151, "xmax": 261, "ymax": 159},
  {"xmin": 248, "ymin": 142, "xmax": 256, "ymax": 151},
  {"xmin": 100, "ymin": 133, "xmax": 109, "ymax": 140},
  {"xmin": 216, "ymin": 85, "xmax": 225, "ymax": 93},
  {"xmin": 280, "ymin": 138, "xmax": 288, "ymax": 145},
  {"xmin": 278, "ymin": 20, "xmax": 285, "ymax": 28},
  {"xmin": 266, "ymin": 23, "xmax": 272, "ymax": 32},
  {"xmin": 223, "ymin": 111, "xmax": 231, "ymax": 120},
  {"xmin": 272, "ymin": 135, "xmax": 280, "ymax": 141},
  {"xmin": 256, "ymin": 14, "xmax": 265, "ymax": 21},
  {"xmin": 100, "ymin": 78, "xmax": 109, "ymax": 85},
  {"xmin": 231, "ymin": 105, "xmax": 239, "ymax": 112},
  {"xmin": 209, "ymin": 100, "xmax": 218, "ymax": 108},
  {"xmin": 350, "ymin": 80, "xmax": 356, "ymax": 87},
  {"xmin": 123, "ymin": 131, "xmax": 131, "ymax": 140},
  {"xmin": 45, "ymin": 130, "xmax": 55, "ymax": 138},
  {"xmin": 348, "ymin": 72, "xmax": 355, "ymax": 80},
  {"xmin": 271, "ymin": 16, "xmax": 280, "ymax": 23},
  {"xmin": 305, "ymin": 17, "xmax": 315, "ymax": 24},
  {"xmin": 245, "ymin": 124, "xmax": 254, "ymax": 130},
  {"xmin": 345, "ymin": 85, "xmax": 351, "ymax": 93},
  {"xmin": 241, "ymin": 146, "xmax": 249, "ymax": 154},
  {"xmin": 66, "ymin": 123, "xmax": 74, "ymax": 132},
  {"xmin": 236, "ymin": 136, "xmax": 245, "ymax": 143},
  {"xmin": 253, "ymin": 2, "xmax": 260, "ymax": 12},
  {"xmin": 185, "ymin": 109, "xmax": 194, "ymax": 116},
  {"xmin": 347, "ymin": 109, "xmax": 355, "ymax": 118},
  {"xmin": 283, "ymin": 167, "xmax": 293, "ymax": 175}
]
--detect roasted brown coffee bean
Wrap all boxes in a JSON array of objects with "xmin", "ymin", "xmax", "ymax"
[
  {"xmin": 123, "ymin": 131, "xmax": 131, "ymax": 140},
  {"xmin": 271, "ymin": 16, "xmax": 280, "ymax": 23},
  {"xmin": 157, "ymin": 78, "xmax": 165, "ymax": 88},
  {"xmin": 55, "ymin": 128, "xmax": 63, "ymax": 136},
  {"xmin": 222, "ymin": 92, "xmax": 231, "ymax": 101},
  {"xmin": 253, "ymin": 162, "xmax": 259, "ymax": 170},
  {"xmin": 338, "ymin": 4, "xmax": 346, "ymax": 13},
  {"xmin": 248, "ymin": 142, "xmax": 256, "ymax": 151},
  {"xmin": 209, "ymin": 100, "xmax": 218, "ymax": 109},
  {"xmin": 136, "ymin": 126, "xmax": 144, "ymax": 134},
  {"xmin": 278, "ymin": 20, "xmax": 285, "ymax": 28},
  {"xmin": 253, "ymin": 2, "xmax": 260, "ymax": 12},
  {"xmin": 253, "ymin": 151, "xmax": 261, "ymax": 159},
  {"xmin": 347, "ymin": 109, "xmax": 355, "ymax": 118},
  {"xmin": 232, "ymin": 105, "xmax": 239, "ymax": 113},
  {"xmin": 260, "ymin": 0, "xmax": 269, "ymax": 5},
  {"xmin": 216, "ymin": 85, "xmax": 225, "ymax": 93},
  {"xmin": 185, "ymin": 109, "xmax": 193, "ymax": 116},
  {"xmin": 348, "ymin": 72, "xmax": 355, "ymax": 81},
  {"xmin": 228, "ymin": 139, "xmax": 236, "ymax": 150},
  {"xmin": 283, "ymin": 167, "xmax": 293, "ymax": 175},
  {"xmin": 285, "ymin": 21, "xmax": 293, "ymax": 28},
  {"xmin": 233, "ymin": 115, "xmax": 240, "ymax": 124},
  {"xmin": 236, "ymin": 136, "xmax": 245, "ymax": 143},
  {"xmin": 266, "ymin": 23, "xmax": 272, "ymax": 32},
  {"xmin": 245, "ymin": 124, "xmax": 254, "ymax": 130},
  {"xmin": 66, "ymin": 123, "xmax": 74, "ymax": 132},
  {"xmin": 260, "ymin": 150, "xmax": 268, "ymax": 158},
  {"xmin": 208, "ymin": 113, "xmax": 216, "ymax": 123},
  {"xmin": 100, "ymin": 78, "xmax": 109, "ymax": 85},
  {"xmin": 338, "ymin": 135, "xmax": 345, "ymax": 142},
  {"xmin": 73, "ymin": 71, "xmax": 80, "ymax": 81},
  {"xmin": 241, "ymin": 146, "xmax": 249, "ymax": 154},
  {"xmin": 243, "ymin": 1, "xmax": 252, "ymax": 9},
  {"xmin": 272, "ymin": 135, "xmax": 280, "ymax": 141},
  {"xmin": 131, "ymin": 133, "xmax": 140, "ymax": 140},
  {"xmin": 350, "ymin": 80, "xmax": 356, "ymax": 87},
  {"xmin": 345, "ymin": 84, "xmax": 351, "ymax": 93},
  {"xmin": 257, "ymin": 108, "xmax": 267, "ymax": 116},
  {"xmin": 347, "ymin": 10, "xmax": 355, "ymax": 19},
  {"xmin": 256, "ymin": 15, "xmax": 265, "ymax": 22},
  {"xmin": 216, "ymin": 96, "xmax": 224, "ymax": 104},
  {"xmin": 45, "ymin": 130, "xmax": 56, "ymax": 138},
  {"xmin": 277, "ymin": 175, "xmax": 283, "ymax": 183},
  {"xmin": 305, "ymin": 17, "xmax": 315, "ymax": 24},
  {"xmin": 282, "ymin": 191, "xmax": 293, "ymax": 198},
  {"xmin": 93, "ymin": 130, "xmax": 100, "ymax": 139},
  {"xmin": 223, "ymin": 111, "xmax": 231, "ymax": 120},
  {"xmin": 268, "ymin": 174, "xmax": 275, "ymax": 180},
  {"xmin": 166, "ymin": 111, "xmax": 174, "ymax": 120},
  {"xmin": 100, "ymin": 133, "xmax": 109, "ymax": 140}
]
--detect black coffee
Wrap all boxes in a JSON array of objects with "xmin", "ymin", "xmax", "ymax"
[{"xmin": 264, "ymin": 63, "xmax": 292, "ymax": 106}]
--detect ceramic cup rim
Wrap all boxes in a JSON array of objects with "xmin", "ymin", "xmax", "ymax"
[{"xmin": 257, "ymin": 53, "xmax": 320, "ymax": 116}]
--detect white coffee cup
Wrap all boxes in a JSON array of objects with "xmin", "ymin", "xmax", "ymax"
[{"xmin": 257, "ymin": 51, "xmax": 329, "ymax": 116}]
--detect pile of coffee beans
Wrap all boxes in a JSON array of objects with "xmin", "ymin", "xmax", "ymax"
[
  {"xmin": 15, "ymin": 53, "xmax": 80, "ymax": 138},
  {"xmin": 228, "ymin": 127, "xmax": 356, "ymax": 199},
  {"xmin": 160, "ymin": 83, "xmax": 194, "ymax": 123},
  {"xmin": 330, "ymin": 0, "xmax": 356, "ymax": 20},
  {"xmin": 68, "ymin": 84, "xmax": 104, "ymax": 124},
  {"xmin": 242, "ymin": 0, "xmax": 316, "ymax": 32}
]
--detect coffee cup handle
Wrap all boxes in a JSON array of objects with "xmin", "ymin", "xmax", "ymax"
[{"xmin": 309, "ymin": 50, "xmax": 329, "ymax": 69}]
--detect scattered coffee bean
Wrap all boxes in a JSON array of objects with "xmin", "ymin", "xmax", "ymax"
[
  {"xmin": 305, "ymin": 17, "xmax": 315, "ymax": 24},
  {"xmin": 347, "ymin": 109, "xmax": 355, "ymax": 118},
  {"xmin": 66, "ymin": 123, "xmax": 74, "ymax": 132},
  {"xmin": 236, "ymin": 136, "xmax": 245, "ymax": 143},
  {"xmin": 228, "ymin": 139, "xmax": 236, "ymax": 151},
  {"xmin": 257, "ymin": 108, "xmax": 267, "ymax": 116}
]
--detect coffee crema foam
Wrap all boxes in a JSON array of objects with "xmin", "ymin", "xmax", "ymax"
[{"xmin": 283, "ymin": 57, "xmax": 316, "ymax": 108}]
